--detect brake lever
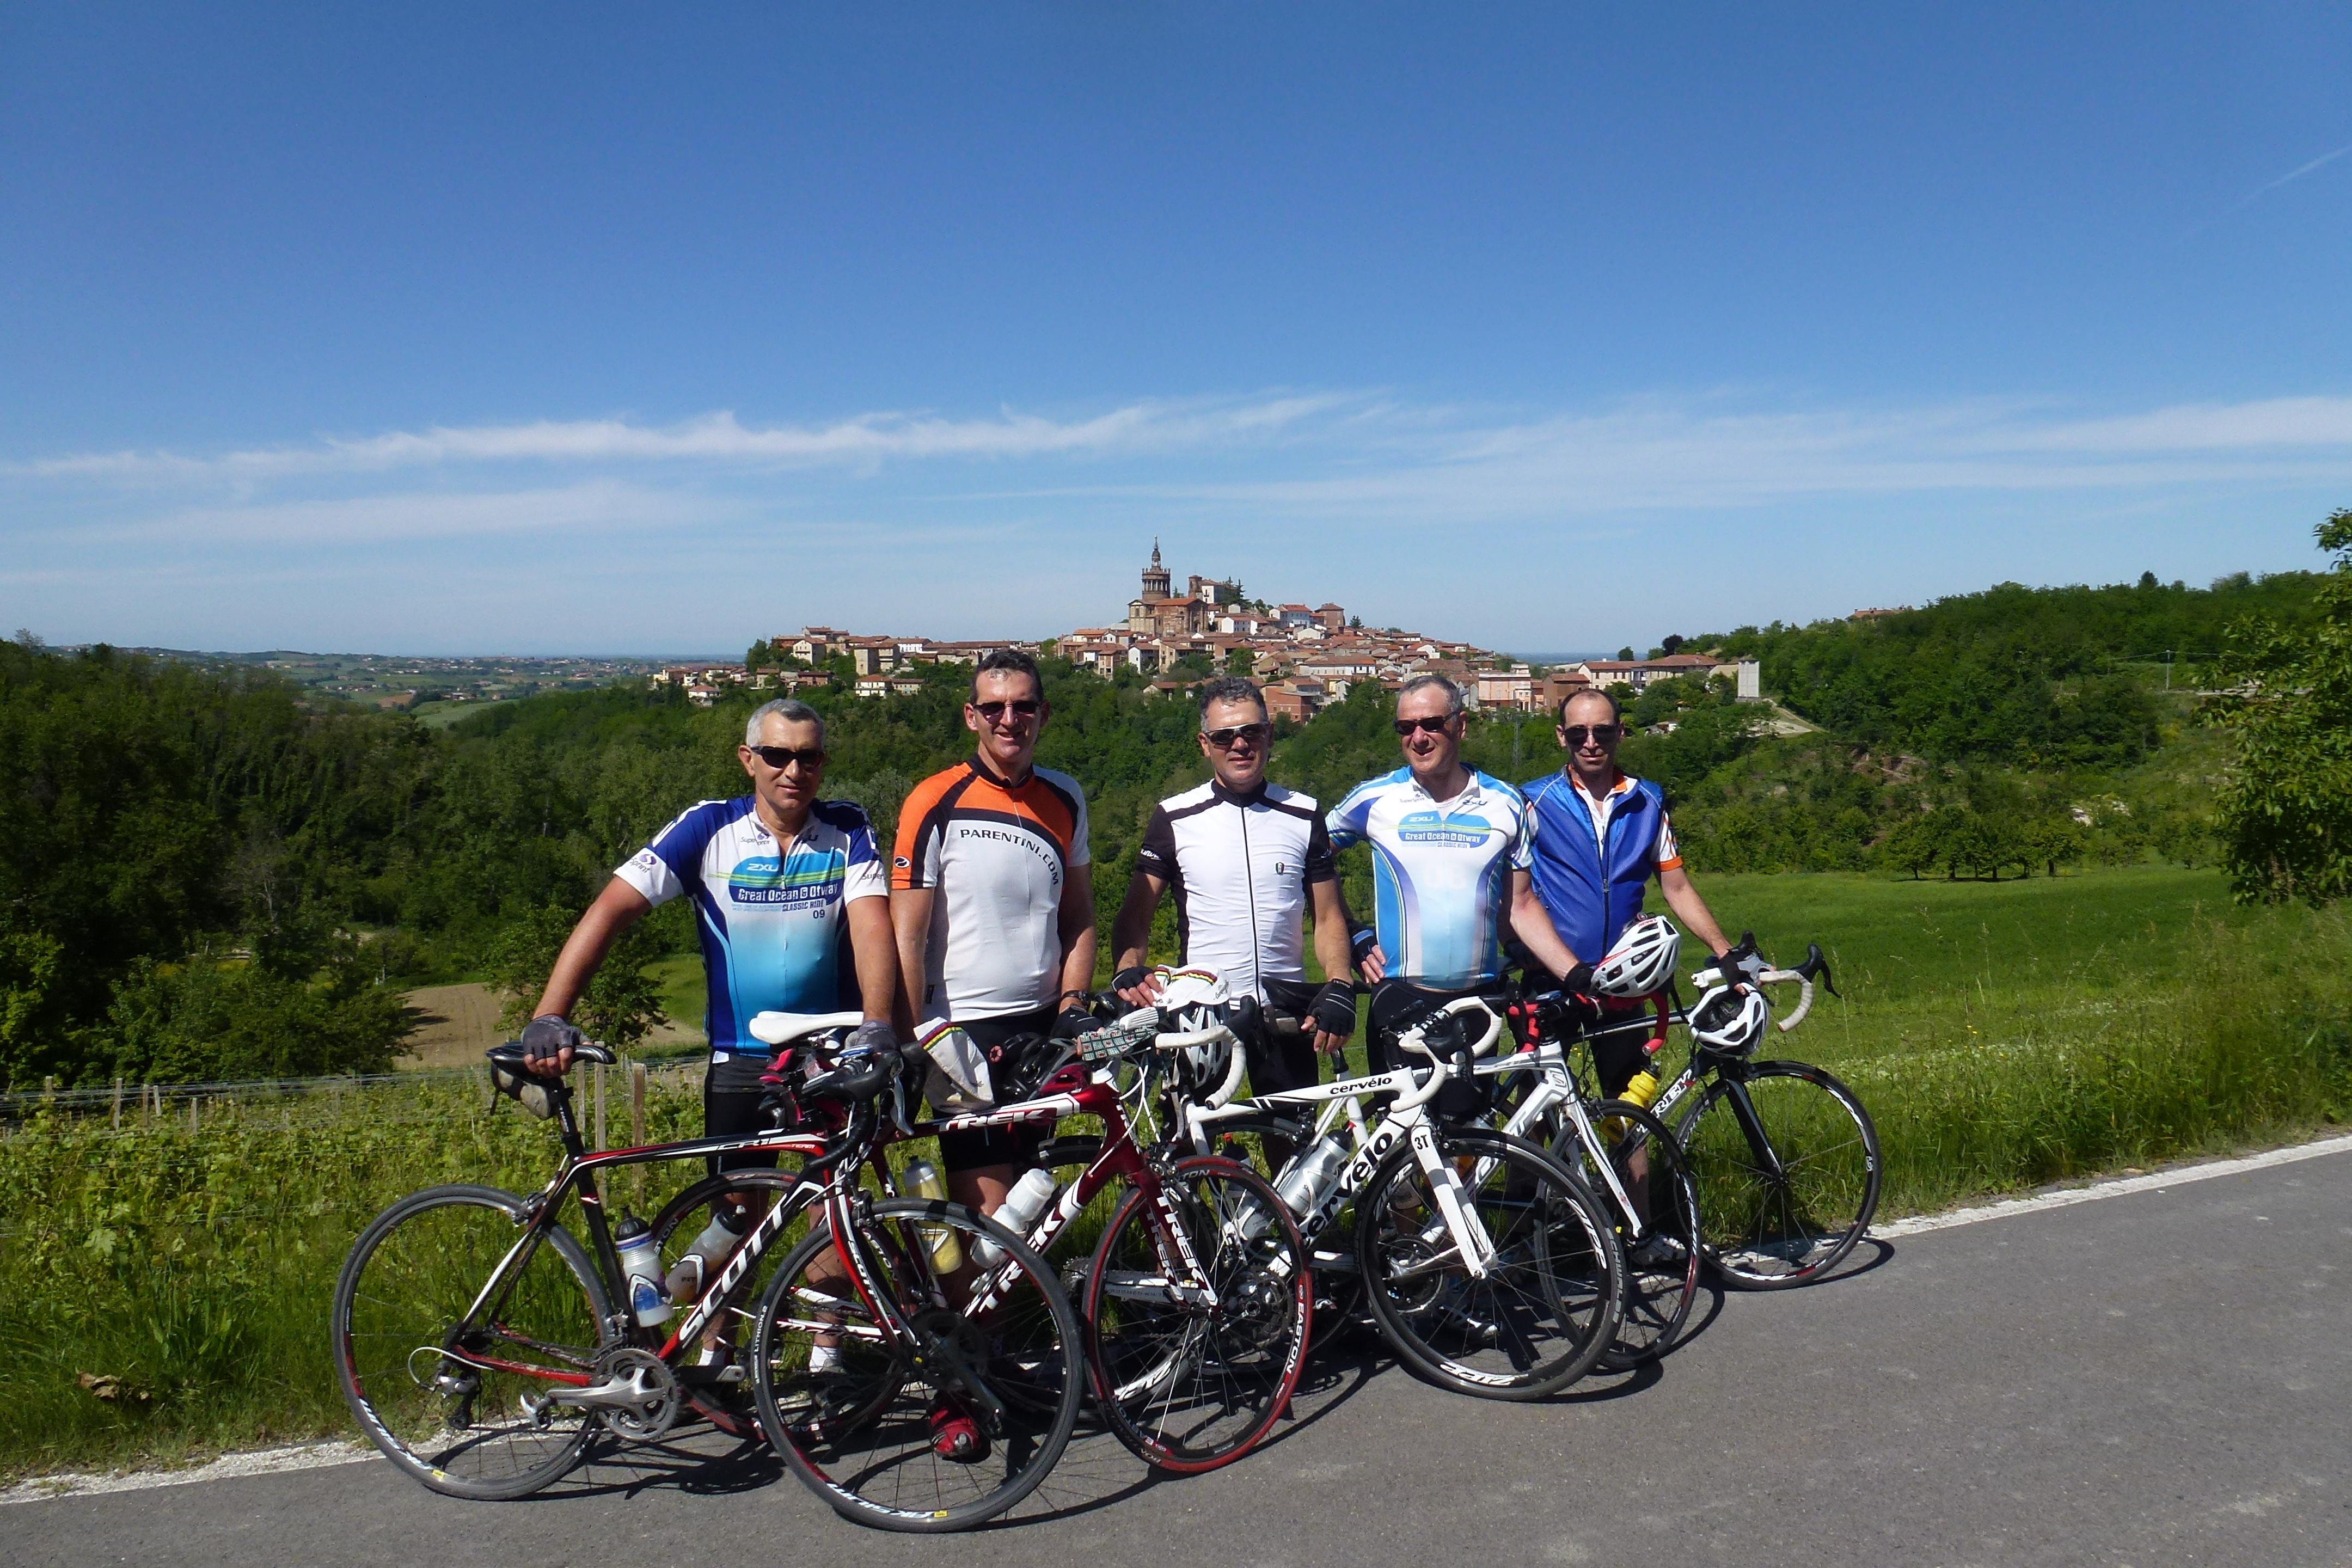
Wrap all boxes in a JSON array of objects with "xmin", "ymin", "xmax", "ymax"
[{"xmin": 1795, "ymin": 942, "xmax": 1838, "ymax": 998}]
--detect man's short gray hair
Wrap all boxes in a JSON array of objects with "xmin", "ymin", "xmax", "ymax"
[
  {"xmin": 746, "ymin": 697, "xmax": 825, "ymax": 748},
  {"xmin": 1396, "ymin": 673, "xmax": 1465, "ymax": 719},
  {"xmin": 1196, "ymin": 676, "xmax": 1267, "ymax": 723}
]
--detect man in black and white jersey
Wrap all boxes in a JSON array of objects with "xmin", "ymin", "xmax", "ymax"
[{"xmin": 1110, "ymin": 677, "xmax": 1362, "ymax": 1163}]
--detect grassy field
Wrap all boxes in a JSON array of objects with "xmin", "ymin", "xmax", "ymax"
[{"xmin": 0, "ymin": 865, "xmax": 2344, "ymax": 1477}]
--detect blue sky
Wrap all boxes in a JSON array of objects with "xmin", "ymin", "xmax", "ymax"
[{"xmin": 4, "ymin": 3, "xmax": 2350, "ymax": 655}]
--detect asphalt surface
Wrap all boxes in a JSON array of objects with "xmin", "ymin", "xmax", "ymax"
[{"xmin": 11, "ymin": 1149, "xmax": 2351, "ymax": 1568}]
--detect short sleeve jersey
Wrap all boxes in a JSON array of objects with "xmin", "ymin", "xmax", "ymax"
[
  {"xmin": 1326, "ymin": 767, "xmax": 1529, "ymax": 990},
  {"xmin": 614, "ymin": 797, "xmax": 886, "ymax": 1059},
  {"xmin": 892, "ymin": 758, "xmax": 1091, "ymax": 1021},
  {"xmin": 1135, "ymin": 779, "xmax": 1336, "ymax": 1002}
]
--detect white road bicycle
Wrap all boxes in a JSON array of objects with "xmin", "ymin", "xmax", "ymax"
[
  {"xmin": 1510, "ymin": 943, "xmax": 1882, "ymax": 1290},
  {"xmin": 1178, "ymin": 1000, "xmax": 1624, "ymax": 1401}
]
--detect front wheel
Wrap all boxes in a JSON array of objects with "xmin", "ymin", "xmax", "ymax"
[
  {"xmin": 750, "ymin": 1198, "xmax": 1083, "ymax": 1533},
  {"xmin": 332, "ymin": 1184, "xmax": 615, "ymax": 1500},
  {"xmin": 1084, "ymin": 1155, "xmax": 1312, "ymax": 1473},
  {"xmin": 1675, "ymin": 1059, "xmax": 1882, "ymax": 1289},
  {"xmin": 1355, "ymin": 1128, "xmax": 1621, "ymax": 1401}
]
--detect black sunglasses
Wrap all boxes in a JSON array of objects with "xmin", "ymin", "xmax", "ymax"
[
  {"xmin": 1393, "ymin": 715, "xmax": 1454, "ymax": 736},
  {"xmin": 748, "ymin": 744, "xmax": 826, "ymax": 770},
  {"xmin": 973, "ymin": 699, "xmax": 1042, "ymax": 721},
  {"xmin": 1202, "ymin": 723, "xmax": 1270, "ymax": 749},
  {"xmin": 1561, "ymin": 724, "xmax": 1624, "ymax": 746}
]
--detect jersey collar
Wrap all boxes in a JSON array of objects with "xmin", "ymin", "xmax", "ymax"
[{"xmin": 1210, "ymin": 777, "xmax": 1269, "ymax": 806}]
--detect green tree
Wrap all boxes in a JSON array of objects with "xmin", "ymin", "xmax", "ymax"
[
  {"xmin": 2209, "ymin": 509, "xmax": 2352, "ymax": 903},
  {"xmin": 2019, "ymin": 815, "xmax": 2090, "ymax": 878},
  {"xmin": 486, "ymin": 903, "xmax": 671, "ymax": 1050}
]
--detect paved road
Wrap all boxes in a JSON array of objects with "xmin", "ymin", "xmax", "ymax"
[{"xmin": 13, "ymin": 1150, "xmax": 2351, "ymax": 1567}]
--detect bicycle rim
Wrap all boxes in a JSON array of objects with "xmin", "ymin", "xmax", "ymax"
[
  {"xmin": 1355, "ymin": 1130, "xmax": 1621, "ymax": 1401},
  {"xmin": 751, "ymin": 1198, "xmax": 1082, "ymax": 1532},
  {"xmin": 1554, "ymin": 1101, "xmax": 1701, "ymax": 1370},
  {"xmin": 332, "ymin": 1185, "xmax": 612, "ymax": 1500},
  {"xmin": 1085, "ymin": 1156, "xmax": 1312, "ymax": 1473},
  {"xmin": 1676, "ymin": 1061, "xmax": 1882, "ymax": 1289}
]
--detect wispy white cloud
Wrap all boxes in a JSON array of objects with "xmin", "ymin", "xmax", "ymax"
[
  {"xmin": 2247, "ymin": 141, "xmax": 2352, "ymax": 199},
  {"xmin": 16, "ymin": 394, "xmax": 1360, "ymax": 482}
]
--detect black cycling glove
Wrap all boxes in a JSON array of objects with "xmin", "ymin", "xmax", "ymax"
[
  {"xmin": 520, "ymin": 1013, "xmax": 583, "ymax": 1071},
  {"xmin": 843, "ymin": 1019, "xmax": 897, "ymax": 1057},
  {"xmin": 1112, "ymin": 965, "xmax": 1153, "ymax": 995},
  {"xmin": 1559, "ymin": 961, "xmax": 1597, "ymax": 999},
  {"xmin": 1052, "ymin": 1002, "xmax": 1099, "ymax": 1040},
  {"xmin": 1309, "ymin": 980, "xmax": 1357, "ymax": 1039},
  {"xmin": 1350, "ymin": 925, "xmax": 1381, "ymax": 973}
]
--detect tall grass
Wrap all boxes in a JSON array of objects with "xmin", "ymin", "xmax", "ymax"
[{"xmin": 1, "ymin": 868, "xmax": 2345, "ymax": 1476}]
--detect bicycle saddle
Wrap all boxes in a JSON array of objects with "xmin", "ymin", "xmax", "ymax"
[{"xmin": 748, "ymin": 1009, "xmax": 866, "ymax": 1047}]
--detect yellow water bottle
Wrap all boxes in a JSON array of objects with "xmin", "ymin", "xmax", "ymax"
[
  {"xmin": 1622, "ymin": 1064, "xmax": 1663, "ymax": 1112},
  {"xmin": 902, "ymin": 1157, "xmax": 963, "ymax": 1272}
]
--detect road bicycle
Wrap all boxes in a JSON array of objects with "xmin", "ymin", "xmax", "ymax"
[
  {"xmin": 860, "ymin": 1000, "xmax": 1313, "ymax": 1474},
  {"xmin": 1516, "ymin": 944, "xmax": 1882, "ymax": 1289},
  {"xmin": 1176, "ymin": 996, "xmax": 1624, "ymax": 1401},
  {"xmin": 332, "ymin": 1025, "xmax": 1084, "ymax": 1532}
]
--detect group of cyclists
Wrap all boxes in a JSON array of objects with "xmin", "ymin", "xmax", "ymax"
[{"xmin": 516, "ymin": 647, "xmax": 1771, "ymax": 1456}]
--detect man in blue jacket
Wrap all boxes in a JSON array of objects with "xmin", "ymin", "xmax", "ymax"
[{"xmin": 1518, "ymin": 686, "xmax": 1747, "ymax": 1097}]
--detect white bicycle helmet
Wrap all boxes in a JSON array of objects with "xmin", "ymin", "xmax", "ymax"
[
  {"xmin": 1592, "ymin": 915, "xmax": 1681, "ymax": 997},
  {"xmin": 1688, "ymin": 982, "xmax": 1769, "ymax": 1055},
  {"xmin": 1154, "ymin": 967, "xmax": 1238, "ymax": 1099}
]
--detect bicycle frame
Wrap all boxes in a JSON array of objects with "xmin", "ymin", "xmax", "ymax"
[{"xmin": 1183, "ymin": 1043, "xmax": 1505, "ymax": 1279}]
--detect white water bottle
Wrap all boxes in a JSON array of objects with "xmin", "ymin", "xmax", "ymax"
[
  {"xmin": 973, "ymin": 1168, "xmax": 1059, "ymax": 1267},
  {"xmin": 1275, "ymin": 1136, "xmax": 1351, "ymax": 1219},
  {"xmin": 614, "ymin": 1211, "xmax": 671, "ymax": 1327}
]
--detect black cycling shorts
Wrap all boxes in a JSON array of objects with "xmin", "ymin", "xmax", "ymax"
[
  {"xmin": 1583, "ymin": 1005, "xmax": 1664, "ymax": 1100},
  {"xmin": 934, "ymin": 1007, "xmax": 1058, "ymax": 1174},
  {"xmin": 704, "ymin": 1054, "xmax": 782, "ymax": 1180},
  {"xmin": 1237, "ymin": 977, "xmax": 1326, "ymax": 1099},
  {"xmin": 1366, "ymin": 978, "xmax": 1499, "ymax": 1122}
]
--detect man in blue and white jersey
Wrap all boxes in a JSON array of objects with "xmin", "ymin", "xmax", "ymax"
[
  {"xmin": 1518, "ymin": 684, "xmax": 1743, "ymax": 1098},
  {"xmin": 520, "ymin": 698, "xmax": 899, "ymax": 1177},
  {"xmin": 1327, "ymin": 675, "xmax": 1583, "ymax": 1083}
]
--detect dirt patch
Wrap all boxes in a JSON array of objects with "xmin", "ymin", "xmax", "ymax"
[{"xmin": 397, "ymin": 983, "xmax": 507, "ymax": 1070}]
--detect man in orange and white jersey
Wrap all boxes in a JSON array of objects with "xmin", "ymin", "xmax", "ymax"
[{"xmin": 891, "ymin": 648, "xmax": 1097, "ymax": 1217}]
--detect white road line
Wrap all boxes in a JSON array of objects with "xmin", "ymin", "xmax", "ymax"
[
  {"xmin": 13, "ymin": 1132, "xmax": 2351, "ymax": 1508},
  {"xmin": 1873, "ymin": 1131, "xmax": 2352, "ymax": 1238},
  {"xmin": 0, "ymin": 1440, "xmax": 377, "ymax": 1507}
]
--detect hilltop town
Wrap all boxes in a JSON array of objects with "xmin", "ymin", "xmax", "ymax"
[{"xmin": 651, "ymin": 541, "xmax": 1757, "ymax": 720}]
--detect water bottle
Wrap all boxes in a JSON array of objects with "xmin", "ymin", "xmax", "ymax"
[
  {"xmin": 901, "ymin": 1157, "xmax": 963, "ymax": 1273},
  {"xmin": 614, "ymin": 1211, "xmax": 671, "ymax": 1327},
  {"xmin": 1275, "ymin": 1135, "xmax": 1351, "ymax": 1218},
  {"xmin": 1621, "ymin": 1065, "xmax": 1663, "ymax": 1112},
  {"xmin": 664, "ymin": 1206, "xmax": 745, "ymax": 1303},
  {"xmin": 972, "ymin": 1167, "xmax": 1059, "ymax": 1267}
]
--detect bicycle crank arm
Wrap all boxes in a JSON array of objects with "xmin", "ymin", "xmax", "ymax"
[
  {"xmin": 1095, "ymin": 1269, "xmax": 1218, "ymax": 1309},
  {"xmin": 532, "ymin": 1365, "xmax": 670, "ymax": 1412}
]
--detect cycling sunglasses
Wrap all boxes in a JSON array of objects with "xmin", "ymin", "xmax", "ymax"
[
  {"xmin": 1202, "ymin": 722, "xmax": 1270, "ymax": 749},
  {"xmin": 748, "ymin": 745, "xmax": 826, "ymax": 770},
  {"xmin": 1561, "ymin": 724, "xmax": 1624, "ymax": 746},
  {"xmin": 1393, "ymin": 715, "xmax": 1455, "ymax": 736},
  {"xmin": 972, "ymin": 699, "xmax": 1042, "ymax": 721}
]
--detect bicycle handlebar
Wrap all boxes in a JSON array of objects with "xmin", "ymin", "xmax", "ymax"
[{"xmin": 1688, "ymin": 941, "xmax": 1835, "ymax": 1032}]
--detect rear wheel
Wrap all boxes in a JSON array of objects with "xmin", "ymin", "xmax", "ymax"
[
  {"xmin": 1084, "ymin": 1156, "xmax": 1312, "ymax": 1473},
  {"xmin": 750, "ymin": 1198, "xmax": 1083, "ymax": 1533},
  {"xmin": 1553, "ymin": 1101, "xmax": 1701, "ymax": 1369},
  {"xmin": 1675, "ymin": 1059, "xmax": 1881, "ymax": 1289},
  {"xmin": 1355, "ymin": 1128, "xmax": 1621, "ymax": 1401},
  {"xmin": 332, "ymin": 1185, "xmax": 614, "ymax": 1499}
]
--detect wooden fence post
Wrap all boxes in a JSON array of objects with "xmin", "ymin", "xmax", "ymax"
[
  {"xmin": 630, "ymin": 1060, "xmax": 649, "ymax": 1204},
  {"xmin": 593, "ymin": 1062, "xmax": 607, "ymax": 1153}
]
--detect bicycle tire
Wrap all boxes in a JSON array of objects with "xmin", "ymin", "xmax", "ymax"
[
  {"xmin": 750, "ymin": 1198, "xmax": 1083, "ymax": 1533},
  {"xmin": 1354, "ymin": 1127, "xmax": 1622, "ymax": 1401},
  {"xmin": 332, "ymin": 1184, "xmax": 615, "ymax": 1500},
  {"xmin": 646, "ymin": 1171, "xmax": 813, "ymax": 1438},
  {"xmin": 1673, "ymin": 1059, "xmax": 1882, "ymax": 1290},
  {"xmin": 1083, "ymin": 1155, "xmax": 1312, "ymax": 1473},
  {"xmin": 1551, "ymin": 1100, "xmax": 1701, "ymax": 1370}
]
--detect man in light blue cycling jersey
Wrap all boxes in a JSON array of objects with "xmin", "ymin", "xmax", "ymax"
[
  {"xmin": 520, "ymin": 697, "xmax": 899, "ymax": 1275},
  {"xmin": 1327, "ymin": 675, "xmax": 1584, "ymax": 1093}
]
